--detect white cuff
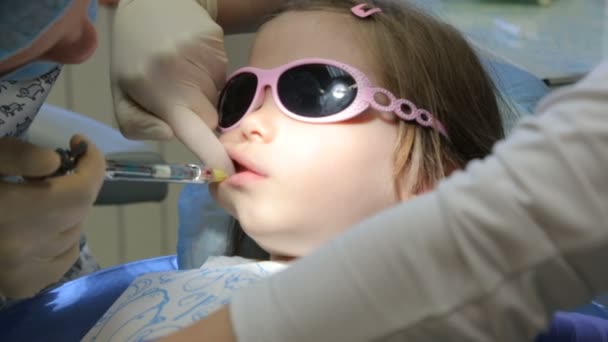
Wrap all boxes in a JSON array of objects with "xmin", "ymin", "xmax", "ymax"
[{"xmin": 196, "ymin": 0, "xmax": 218, "ymax": 21}]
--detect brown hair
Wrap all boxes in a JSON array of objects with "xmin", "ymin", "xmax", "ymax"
[{"xmin": 228, "ymin": 0, "xmax": 505, "ymax": 257}]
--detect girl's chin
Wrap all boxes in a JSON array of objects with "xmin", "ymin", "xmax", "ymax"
[{"xmin": 208, "ymin": 185, "xmax": 237, "ymax": 217}]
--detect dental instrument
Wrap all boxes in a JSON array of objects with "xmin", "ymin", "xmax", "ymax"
[
  {"xmin": 54, "ymin": 147, "xmax": 228, "ymax": 184},
  {"xmin": 105, "ymin": 160, "xmax": 227, "ymax": 184}
]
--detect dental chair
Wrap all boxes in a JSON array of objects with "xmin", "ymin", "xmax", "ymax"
[{"xmin": 1, "ymin": 61, "xmax": 605, "ymax": 341}]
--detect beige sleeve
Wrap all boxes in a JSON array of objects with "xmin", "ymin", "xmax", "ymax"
[
  {"xmin": 229, "ymin": 62, "xmax": 608, "ymax": 341},
  {"xmin": 195, "ymin": 0, "xmax": 218, "ymax": 20}
]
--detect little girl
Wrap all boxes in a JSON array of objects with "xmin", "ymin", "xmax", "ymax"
[
  {"xmin": 85, "ymin": 1, "xmax": 507, "ymax": 339},
  {"xmin": 210, "ymin": 0, "xmax": 505, "ymax": 261}
]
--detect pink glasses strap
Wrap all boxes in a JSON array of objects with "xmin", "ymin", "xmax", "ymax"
[{"xmin": 365, "ymin": 87, "xmax": 449, "ymax": 138}]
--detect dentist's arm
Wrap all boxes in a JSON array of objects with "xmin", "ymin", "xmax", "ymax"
[
  {"xmin": 163, "ymin": 62, "xmax": 608, "ymax": 341},
  {"xmin": 213, "ymin": 0, "xmax": 283, "ymax": 34}
]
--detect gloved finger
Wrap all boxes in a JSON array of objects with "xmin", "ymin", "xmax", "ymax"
[
  {"xmin": 39, "ymin": 232, "xmax": 81, "ymax": 282},
  {"xmin": 0, "ymin": 136, "xmax": 104, "ymax": 215},
  {"xmin": 0, "ymin": 138, "xmax": 61, "ymax": 177},
  {"xmin": 47, "ymin": 135, "xmax": 106, "ymax": 207},
  {"xmin": 167, "ymin": 105, "xmax": 235, "ymax": 175},
  {"xmin": 0, "ymin": 239, "xmax": 80, "ymax": 298},
  {"xmin": 8, "ymin": 212, "xmax": 83, "ymax": 258},
  {"xmin": 35, "ymin": 223, "xmax": 82, "ymax": 261},
  {"xmin": 112, "ymin": 85, "xmax": 175, "ymax": 140},
  {"xmin": 178, "ymin": 37, "xmax": 226, "ymax": 130},
  {"xmin": 177, "ymin": 78, "xmax": 221, "ymax": 129},
  {"xmin": 182, "ymin": 77, "xmax": 220, "ymax": 130}
]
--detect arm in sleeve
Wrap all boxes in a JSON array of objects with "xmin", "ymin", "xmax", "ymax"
[
  {"xmin": 196, "ymin": 0, "xmax": 283, "ymax": 34},
  {"xmin": 228, "ymin": 62, "xmax": 608, "ymax": 342}
]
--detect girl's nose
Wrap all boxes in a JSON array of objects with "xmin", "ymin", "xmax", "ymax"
[{"xmin": 236, "ymin": 87, "xmax": 277, "ymax": 143}]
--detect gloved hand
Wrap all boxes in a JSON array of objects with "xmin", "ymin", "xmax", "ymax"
[
  {"xmin": 111, "ymin": 0, "xmax": 234, "ymax": 174},
  {"xmin": 0, "ymin": 135, "xmax": 105, "ymax": 298}
]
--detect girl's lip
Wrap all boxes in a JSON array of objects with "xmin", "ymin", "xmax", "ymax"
[
  {"xmin": 224, "ymin": 150, "xmax": 267, "ymax": 186},
  {"xmin": 227, "ymin": 151, "xmax": 267, "ymax": 177},
  {"xmin": 225, "ymin": 170, "xmax": 266, "ymax": 187}
]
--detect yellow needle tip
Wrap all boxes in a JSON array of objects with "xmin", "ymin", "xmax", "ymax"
[{"xmin": 211, "ymin": 169, "xmax": 228, "ymax": 183}]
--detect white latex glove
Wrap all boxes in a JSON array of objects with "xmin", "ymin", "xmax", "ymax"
[
  {"xmin": 111, "ymin": 0, "xmax": 234, "ymax": 174},
  {"xmin": 0, "ymin": 135, "xmax": 105, "ymax": 298}
]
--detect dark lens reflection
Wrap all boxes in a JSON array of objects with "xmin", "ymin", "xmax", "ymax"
[
  {"xmin": 218, "ymin": 72, "xmax": 258, "ymax": 128},
  {"xmin": 278, "ymin": 64, "xmax": 357, "ymax": 118}
]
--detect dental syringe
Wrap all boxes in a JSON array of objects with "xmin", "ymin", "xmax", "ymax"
[
  {"xmin": 105, "ymin": 160, "xmax": 228, "ymax": 184},
  {"xmin": 54, "ymin": 147, "xmax": 227, "ymax": 184}
]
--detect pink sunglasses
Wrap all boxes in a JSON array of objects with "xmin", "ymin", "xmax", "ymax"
[{"xmin": 218, "ymin": 58, "xmax": 448, "ymax": 138}]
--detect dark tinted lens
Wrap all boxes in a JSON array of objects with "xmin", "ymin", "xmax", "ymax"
[
  {"xmin": 278, "ymin": 64, "xmax": 357, "ymax": 118},
  {"xmin": 218, "ymin": 72, "xmax": 258, "ymax": 128}
]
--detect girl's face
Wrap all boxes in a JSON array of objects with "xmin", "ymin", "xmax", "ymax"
[
  {"xmin": 212, "ymin": 11, "xmax": 403, "ymax": 258},
  {"xmin": 0, "ymin": 0, "xmax": 97, "ymax": 76}
]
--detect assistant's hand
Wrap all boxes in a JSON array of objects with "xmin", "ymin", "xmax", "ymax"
[
  {"xmin": 0, "ymin": 135, "xmax": 105, "ymax": 298},
  {"xmin": 111, "ymin": 0, "xmax": 234, "ymax": 173}
]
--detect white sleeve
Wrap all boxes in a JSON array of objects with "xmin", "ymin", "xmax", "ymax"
[{"xmin": 229, "ymin": 62, "xmax": 608, "ymax": 342}]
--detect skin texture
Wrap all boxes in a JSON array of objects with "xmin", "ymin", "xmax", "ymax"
[
  {"xmin": 211, "ymin": 11, "xmax": 404, "ymax": 259},
  {"xmin": 0, "ymin": 0, "xmax": 97, "ymax": 76}
]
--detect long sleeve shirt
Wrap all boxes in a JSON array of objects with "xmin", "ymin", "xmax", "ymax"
[{"xmin": 229, "ymin": 62, "xmax": 608, "ymax": 341}]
